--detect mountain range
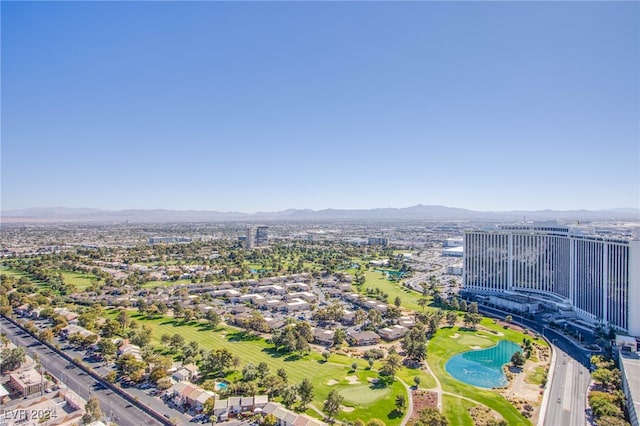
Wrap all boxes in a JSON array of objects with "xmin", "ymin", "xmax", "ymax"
[{"xmin": 1, "ymin": 205, "xmax": 639, "ymax": 223}]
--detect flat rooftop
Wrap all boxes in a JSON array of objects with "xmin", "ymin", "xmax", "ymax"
[{"xmin": 619, "ymin": 351, "xmax": 640, "ymax": 423}]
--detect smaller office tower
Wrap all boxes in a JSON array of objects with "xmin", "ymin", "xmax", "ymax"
[
  {"xmin": 256, "ymin": 226, "xmax": 269, "ymax": 247},
  {"xmin": 246, "ymin": 226, "xmax": 257, "ymax": 249}
]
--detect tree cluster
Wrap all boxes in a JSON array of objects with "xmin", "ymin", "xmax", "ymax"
[
  {"xmin": 588, "ymin": 355, "xmax": 627, "ymax": 426},
  {"xmin": 271, "ymin": 321, "xmax": 312, "ymax": 354},
  {"xmin": 402, "ymin": 323, "xmax": 428, "ymax": 363}
]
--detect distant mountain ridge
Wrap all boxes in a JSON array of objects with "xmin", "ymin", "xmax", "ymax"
[{"xmin": 1, "ymin": 205, "xmax": 639, "ymax": 223}]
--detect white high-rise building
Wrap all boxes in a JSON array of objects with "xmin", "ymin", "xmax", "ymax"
[
  {"xmin": 246, "ymin": 226, "xmax": 268, "ymax": 249},
  {"xmin": 464, "ymin": 223, "xmax": 640, "ymax": 336}
]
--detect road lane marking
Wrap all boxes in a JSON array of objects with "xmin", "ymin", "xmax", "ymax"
[{"xmin": 562, "ymin": 360, "xmax": 573, "ymax": 412}]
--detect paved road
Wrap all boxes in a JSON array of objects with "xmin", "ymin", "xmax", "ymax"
[
  {"xmin": 543, "ymin": 345, "xmax": 590, "ymax": 426},
  {"xmin": 23, "ymin": 318, "xmax": 194, "ymax": 424},
  {"xmin": 0, "ymin": 316, "xmax": 162, "ymax": 426}
]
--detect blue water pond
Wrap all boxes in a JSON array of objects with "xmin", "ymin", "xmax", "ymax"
[{"xmin": 445, "ymin": 340, "xmax": 521, "ymax": 388}]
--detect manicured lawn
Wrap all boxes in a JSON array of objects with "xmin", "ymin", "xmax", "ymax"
[
  {"xmin": 58, "ymin": 271, "xmax": 96, "ymax": 291},
  {"xmin": 396, "ymin": 365, "xmax": 437, "ymax": 390},
  {"xmin": 359, "ymin": 269, "xmax": 425, "ymax": 311},
  {"xmin": 343, "ymin": 257, "xmax": 430, "ymax": 312},
  {"xmin": 0, "ymin": 267, "xmax": 29, "ymax": 279},
  {"xmin": 141, "ymin": 279, "xmax": 192, "ymax": 288},
  {"xmin": 339, "ymin": 383, "xmax": 390, "ymax": 404},
  {"xmin": 116, "ymin": 312, "xmax": 405, "ymax": 425},
  {"xmin": 442, "ymin": 394, "xmax": 476, "ymax": 426},
  {"xmin": 331, "ymin": 371, "xmax": 405, "ymax": 424},
  {"xmin": 0, "ymin": 267, "xmax": 49, "ymax": 290},
  {"xmin": 428, "ymin": 319, "xmax": 534, "ymax": 426},
  {"xmin": 1, "ymin": 266, "xmax": 97, "ymax": 292}
]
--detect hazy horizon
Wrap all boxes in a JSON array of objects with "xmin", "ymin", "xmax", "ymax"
[
  {"xmin": 2, "ymin": 2, "xmax": 638, "ymax": 213},
  {"xmin": 3, "ymin": 204, "xmax": 639, "ymax": 215}
]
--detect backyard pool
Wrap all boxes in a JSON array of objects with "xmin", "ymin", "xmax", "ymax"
[
  {"xmin": 445, "ymin": 340, "xmax": 521, "ymax": 388},
  {"xmin": 214, "ymin": 381, "xmax": 228, "ymax": 391}
]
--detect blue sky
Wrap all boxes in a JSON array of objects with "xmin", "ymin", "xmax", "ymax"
[{"xmin": 2, "ymin": 1, "xmax": 638, "ymax": 213}]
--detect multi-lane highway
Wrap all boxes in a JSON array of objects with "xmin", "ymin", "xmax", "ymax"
[
  {"xmin": 0, "ymin": 316, "xmax": 163, "ymax": 426},
  {"xmin": 543, "ymin": 345, "xmax": 590, "ymax": 426},
  {"xmin": 541, "ymin": 327, "xmax": 592, "ymax": 426}
]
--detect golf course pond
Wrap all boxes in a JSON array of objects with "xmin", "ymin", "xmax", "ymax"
[{"xmin": 445, "ymin": 340, "xmax": 521, "ymax": 388}]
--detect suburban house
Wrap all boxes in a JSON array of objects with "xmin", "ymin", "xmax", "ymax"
[
  {"xmin": 312, "ymin": 328, "xmax": 335, "ymax": 346},
  {"xmin": 213, "ymin": 399, "xmax": 230, "ymax": 421},
  {"xmin": 167, "ymin": 382, "xmax": 215, "ymax": 412},
  {"xmin": 60, "ymin": 324, "xmax": 97, "ymax": 340},
  {"xmin": 256, "ymin": 285, "xmax": 286, "ymax": 294},
  {"xmin": 53, "ymin": 308, "xmax": 79, "ymax": 324},
  {"xmin": 377, "ymin": 325, "xmax": 409, "ymax": 341},
  {"xmin": 264, "ymin": 317, "xmax": 286, "ymax": 331},
  {"xmin": 287, "ymin": 292, "xmax": 317, "ymax": 302},
  {"xmin": 348, "ymin": 330, "xmax": 380, "ymax": 346},
  {"xmin": 228, "ymin": 396, "xmax": 242, "ymax": 415},
  {"xmin": 117, "ymin": 340, "xmax": 142, "ymax": 360},
  {"xmin": 340, "ymin": 310, "xmax": 356, "ymax": 325},
  {"xmin": 281, "ymin": 298, "xmax": 309, "ymax": 313},
  {"xmin": 187, "ymin": 388, "xmax": 216, "ymax": 413},
  {"xmin": 213, "ymin": 395, "xmax": 269, "ymax": 421},
  {"xmin": 261, "ymin": 402, "xmax": 326, "ymax": 426},
  {"xmin": 398, "ymin": 316, "xmax": 416, "ymax": 328},
  {"xmin": 171, "ymin": 368, "xmax": 191, "ymax": 382}
]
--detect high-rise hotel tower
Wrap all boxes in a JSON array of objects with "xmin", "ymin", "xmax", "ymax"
[{"xmin": 464, "ymin": 223, "xmax": 640, "ymax": 336}]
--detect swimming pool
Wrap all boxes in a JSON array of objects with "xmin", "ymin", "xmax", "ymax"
[
  {"xmin": 214, "ymin": 381, "xmax": 228, "ymax": 391},
  {"xmin": 445, "ymin": 340, "xmax": 521, "ymax": 388}
]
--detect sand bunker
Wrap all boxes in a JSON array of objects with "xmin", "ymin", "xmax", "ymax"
[
  {"xmin": 470, "ymin": 345, "xmax": 482, "ymax": 349},
  {"xmin": 341, "ymin": 406, "xmax": 355, "ymax": 412},
  {"xmin": 327, "ymin": 379, "xmax": 338, "ymax": 386},
  {"xmin": 345, "ymin": 375, "xmax": 360, "ymax": 384},
  {"xmin": 450, "ymin": 333, "xmax": 460, "ymax": 339}
]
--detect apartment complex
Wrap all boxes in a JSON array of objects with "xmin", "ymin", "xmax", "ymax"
[{"xmin": 463, "ymin": 223, "xmax": 640, "ymax": 336}]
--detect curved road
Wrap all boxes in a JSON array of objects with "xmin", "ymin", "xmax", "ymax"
[{"xmin": 0, "ymin": 316, "xmax": 162, "ymax": 426}]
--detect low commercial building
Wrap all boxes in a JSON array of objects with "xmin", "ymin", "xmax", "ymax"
[
  {"xmin": 4, "ymin": 390, "xmax": 84, "ymax": 426},
  {"xmin": 9, "ymin": 368, "xmax": 47, "ymax": 398},
  {"xmin": 446, "ymin": 264, "xmax": 463, "ymax": 275},
  {"xmin": 442, "ymin": 246, "xmax": 464, "ymax": 257},
  {"xmin": 0, "ymin": 384, "xmax": 10, "ymax": 404},
  {"xmin": 484, "ymin": 294, "xmax": 540, "ymax": 314}
]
